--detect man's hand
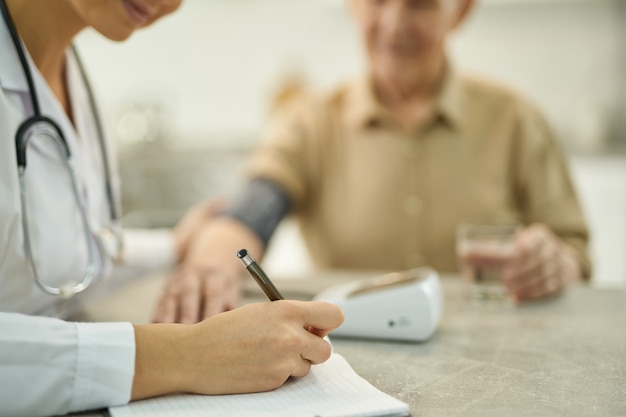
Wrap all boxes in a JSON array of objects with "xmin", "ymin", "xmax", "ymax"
[
  {"xmin": 172, "ymin": 197, "xmax": 227, "ymax": 261},
  {"xmin": 152, "ymin": 265, "xmax": 242, "ymax": 324},
  {"xmin": 153, "ymin": 217, "xmax": 264, "ymax": 323},
  {"xmin": 503, "ymin": 223, "xmax": 583, "ymax": 303}
]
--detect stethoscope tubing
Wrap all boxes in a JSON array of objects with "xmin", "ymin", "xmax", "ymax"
[
  {"xmin": 18, "ymin": 139, "xmax": 98, "ymax": 298},
  {"xmin": 1, "ymin": 0, "xmax": 120, "ymax": 298},
  {"xmin": 15, "ymin": 115, "xmax": 71, "ymax": 167}
]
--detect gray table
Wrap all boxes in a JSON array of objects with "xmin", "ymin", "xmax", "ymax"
[
  {"xmin": 73, "ymin": 273, "xmax": 626, "ymax": 417},
  {"xmin": 331, "ymin": 281, "xmax": 626, "ymax": 417}
]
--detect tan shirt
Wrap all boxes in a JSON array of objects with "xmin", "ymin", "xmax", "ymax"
[{"xmin": 247, "ymin": 71, "xmax": 591, "ymax": 276}]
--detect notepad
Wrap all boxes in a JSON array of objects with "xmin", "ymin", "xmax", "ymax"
[{"xmin": 109, "ymin": 353, "xmax": 409, "ymax": 417}]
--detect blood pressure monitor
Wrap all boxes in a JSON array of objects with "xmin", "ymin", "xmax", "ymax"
[{"xmin": 314, "ymin": 268, "xmax": 443, "ymax": 342}]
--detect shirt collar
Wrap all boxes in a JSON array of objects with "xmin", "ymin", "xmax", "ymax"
[
  {"xmin": 435, "ymin": 65, "xmax": 464, "ymax": 128},
  {"xmin": 346, "ymin": 75, "xmax": 392, "ymax": 130},
  {"xmin": 346, "ymin": 64, "xmax": 465, "ymax": 133}
]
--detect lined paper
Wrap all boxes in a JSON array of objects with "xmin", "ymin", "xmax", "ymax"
[{"xmin": 109, "ymin": 353, "xmax": 409, "ymax": 417}]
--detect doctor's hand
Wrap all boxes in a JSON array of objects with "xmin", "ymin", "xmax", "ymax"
[
  {"xmin": 133, "ymin": 300, "xmax": 344, "ymax": 399},
  {"xmin": 153, "ymin": 217, "xmax": 265, "ymax": 324},
  {"xmin": 502, "ymin": 223, "xmax": 583, "ymax": 303}
]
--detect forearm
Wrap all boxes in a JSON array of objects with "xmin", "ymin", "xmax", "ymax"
[
  {"xmin": 131, "ymin": 323, "xmax": 190, "ymax": 400},
  {"xmin": 223, "ymin": 178, "xmax": 293, "ymax": 248},
  {"xmin": 186, "ymin": 216, "xmax": 265, "ymax": 270}
]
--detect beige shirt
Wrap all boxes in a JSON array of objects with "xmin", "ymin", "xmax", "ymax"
[{"xmin": 247, "ymin": 71, "xmax": 591, "ymax": 276}]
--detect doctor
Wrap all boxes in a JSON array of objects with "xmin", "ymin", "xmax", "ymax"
[{"xmin": 0, "ymin": 1, "xmax": 343, "ymax": 416}]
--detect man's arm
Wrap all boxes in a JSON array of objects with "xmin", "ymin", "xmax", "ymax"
[{"xmin": 152, "ymin": 178, "xmax": 293, "ymax": 324}]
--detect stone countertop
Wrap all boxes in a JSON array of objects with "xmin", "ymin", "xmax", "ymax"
[
  {"xmin": 330, "ymin": 281, "xmax": 626, "ymax": 417},
  {"xmin": 71, "ymin": 273, "xmax": 626, "ymax": 417}
]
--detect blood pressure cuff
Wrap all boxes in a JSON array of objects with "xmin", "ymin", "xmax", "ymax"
[{"xmin": 223, "ymin": 178, "xmax": 292, "ymax": 247}]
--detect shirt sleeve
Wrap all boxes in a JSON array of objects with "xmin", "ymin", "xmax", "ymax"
[
  {"xmin": 0, "ymin": 312, "xmax": 135, "ymax": 417},
  {"xmin": 224, "ymin": 178, "xmax": 293, "ymax": 246},
  {"xmin": 245, "ymin": 91, "xmax": 323, "ymax": 211},
  {"xmin": 123, "ymin": 228, "xmax": 177, "ymax": 270},
  {"xmin": 513, "ymin": 100, "xmax": 592, "ymax": 278}
]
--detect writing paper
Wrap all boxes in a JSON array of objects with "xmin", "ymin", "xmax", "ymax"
[{"xmin": 109, "ymin": 353, "xmax": 409, "ymax": 417}]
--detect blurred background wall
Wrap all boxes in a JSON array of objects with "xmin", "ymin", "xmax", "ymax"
[{"xmin": 75, "ymin": 0, "xmax": 625, "ymax": 287}]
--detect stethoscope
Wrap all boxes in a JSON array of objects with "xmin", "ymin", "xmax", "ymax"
[{"xmin": 1, "ymin": 0, "xmax": 123, "ymax": 299}]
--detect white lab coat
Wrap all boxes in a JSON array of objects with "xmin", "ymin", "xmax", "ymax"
[{"xmin": 0, "ymin": 18, "xmax": 176, "ymax": 417}]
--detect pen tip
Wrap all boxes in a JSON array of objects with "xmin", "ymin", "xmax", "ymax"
[{"xmin": 237, "ymin": 249, "xmax": 248, "ymax": 258}]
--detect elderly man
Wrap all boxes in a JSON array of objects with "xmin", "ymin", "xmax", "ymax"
[{"xmin": 154, "ymin": 0, "xmax": 590, "ymax": 323}]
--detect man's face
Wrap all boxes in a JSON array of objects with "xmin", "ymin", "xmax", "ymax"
[{"xmin": 350, "ymin": 0, "xmax": 464, "ymax": 78}]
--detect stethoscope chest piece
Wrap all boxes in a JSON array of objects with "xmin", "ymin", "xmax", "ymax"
[{"xmin": 99, "ymin": 226, "xmax": 125, "ymax": 264}]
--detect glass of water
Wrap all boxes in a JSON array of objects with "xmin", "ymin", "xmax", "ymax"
[{"xmin": 456, "ymin": 223, "xmax": 521, "ymax": 301}]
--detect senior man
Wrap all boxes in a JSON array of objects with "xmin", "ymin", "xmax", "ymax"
[{"xmin": 154, "ymin": 0, "xmax": 590, "ymax": 323}]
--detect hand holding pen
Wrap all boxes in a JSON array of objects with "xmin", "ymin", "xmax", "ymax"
[{"xmin": 237, "ymin": 249, "xmax": 341, "ymax": 341}]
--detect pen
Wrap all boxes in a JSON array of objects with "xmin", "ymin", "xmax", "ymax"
[
  {"xmin": 238, "ymin": 249, "xmax": 333, "ymax": 346},
  {"xmin": 237, "ymin": 249, "xmax": 284, "ymax": 301}
]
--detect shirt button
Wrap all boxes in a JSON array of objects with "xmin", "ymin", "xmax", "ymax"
[{"xmin": 404, "ymin": 195, "xmax": 423, "ymax": 216}]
